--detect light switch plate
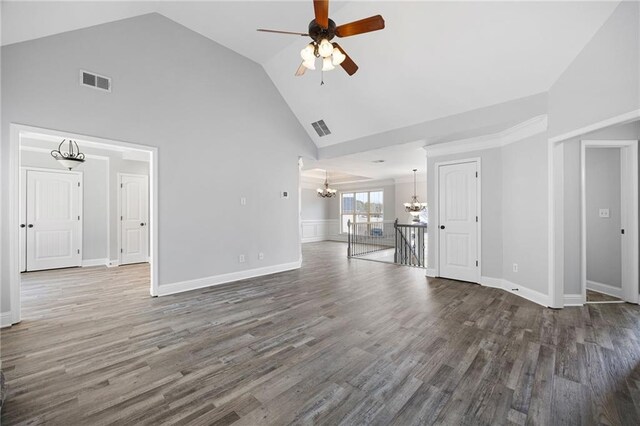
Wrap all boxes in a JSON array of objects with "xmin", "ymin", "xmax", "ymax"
[{"xmin": 599, "ymin": 208, "xmax": 610, "ymax": 218}]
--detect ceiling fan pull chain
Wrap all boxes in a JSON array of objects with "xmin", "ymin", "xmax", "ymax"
[{"xmin": 320, "ymin": 69, "xmax": 325, "ymax": 86}]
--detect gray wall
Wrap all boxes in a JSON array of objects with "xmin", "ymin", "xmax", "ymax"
[
  {"xmin": 427, "ymin": 147, "xmax": 503, "ymax": 278},
  {"xmin": 548, "ymin": 1, "xmax": 639, "ymax": 138},
  {"xmin": 585, "ymin": 148, "xmax": 621, "ymax": 288},
  {"xmin": 1, "ymin": 13, "xmax": 316, "ymax": 312},
  {"xmin": 501, "ymin": 133, "xmax": 548, "ymax": 294},
  {"xmin": 562, "ymin": 121, "xmax": 639, "ymax": 294},
  {"xmin": 427, "ymin": 133, "xmax": 548, "ymax": 293},
  {"xmin": 300, "ymin": 187, "xmax": 329, "ymax": 221}
]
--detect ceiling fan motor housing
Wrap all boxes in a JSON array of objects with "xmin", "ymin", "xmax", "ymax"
[{"xmin": 308, "ymin": 19, "xmax": 337, "ymax": 42}]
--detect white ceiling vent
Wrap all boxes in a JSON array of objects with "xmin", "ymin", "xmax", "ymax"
[
  {"xmin": 311, "ymin": 120, "xmax": 331, "ymax": 137},
  {"xmin": 80, "ymin": 70, "xmax": 111, "ymax": 92}
]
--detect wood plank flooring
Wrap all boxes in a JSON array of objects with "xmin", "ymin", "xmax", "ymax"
[
  {"xmin": 586, "ymin": 289, "xmax": 622, "ymax": 303},
  {"xmin": 3, "ymin": 241, "xmax": 640, "ymax": 425}
]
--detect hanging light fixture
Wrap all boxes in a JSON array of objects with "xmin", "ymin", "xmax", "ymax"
[
  {"xmin": 51, "ymin": 139, "xmax": 85, "ymax": 170},
  {"xmin": 317, "ymin": 170, "xmax": 337, "ymax": 198},
  {"xmin": 404, "ymin": 169, "xmax": 427, "ymax": 222}
]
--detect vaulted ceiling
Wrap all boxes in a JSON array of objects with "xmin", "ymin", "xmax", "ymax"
[{"xmin": 2, "ymin": 1, "xmax": 619, "ymax": 155}]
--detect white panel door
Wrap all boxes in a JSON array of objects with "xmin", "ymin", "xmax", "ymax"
[
  {"xmin": 26, "ymin": 170, "xmax": 82, "ymax": 271},
  {"xmin": 120, "ymin": 174, "xmax": 149, "ymax": 265},
  {"xmin": 438, "ymin": 162, "xmax": 479, "ymax": 283}
]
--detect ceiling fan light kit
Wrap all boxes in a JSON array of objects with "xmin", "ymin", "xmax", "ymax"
[{"xmin": 257, "ymin": 0, "xmax": 385, "ymax": 79}]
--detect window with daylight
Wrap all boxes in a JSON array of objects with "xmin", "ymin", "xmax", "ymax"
[{"xmin": 340, "ymin": 190, "xmax": 384, "ymax": 233}]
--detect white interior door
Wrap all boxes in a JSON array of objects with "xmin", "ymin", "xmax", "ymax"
[
  {"xmin": 26, "ymin": 170, "xmax": 82, "ymax": 271},
  {"xmin": 438, "ymin": 161, "xmax": 479, "ymax": 283},
  {"xmin": 120, "ymin": 174, "xmax": 149, "ymax": 265}
]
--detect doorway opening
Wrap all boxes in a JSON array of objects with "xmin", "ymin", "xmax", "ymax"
[
  {"xmin": 8, "ymin": 124, "xmax": 158, "ymax": 327},
  {"xmin": 581, "ymin": 140, "xmax": 639, "ymax": 304}
]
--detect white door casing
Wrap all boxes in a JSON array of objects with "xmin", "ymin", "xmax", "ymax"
[
  {"xmin": 119, "ymin": 174, "xmax": 149, "ymax": 265},
  {"xmin": 20, "ymin": 169, "xmax": 26, "ymax": 272},
  {"xmin": 26, "ymin": 170, "xmax": 82, "ymax": 271},
  {"xmin": 581, "ymin": 140, "xmax": 639, "ymax": 304},
  {"xmin": 438, "ymin": 161, "xmax": 479, "ymax": 283}
]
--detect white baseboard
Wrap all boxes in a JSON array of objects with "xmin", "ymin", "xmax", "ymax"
[
  {"xmin": 82, "ymin": 258, "xmax": 109, "ymax": 267},
  {"xmin": 1, "ymin": 311, "xmax": 14, "ymax": 328},
  {"xmin": 480, "ymin": 276, "xmax": 503, "ymax": 288},
  {"xmin": 157, "ymin": 260, "xmax": 302, "ymax": 296},
  {"xmin": 302, "ymin": 236, "xmax": 328, "ymax": 243},
  {"xmin": 502, "ymin": 280, "xmax": 550, "ymax": 307},
  {"xmin": 479, "ymin": 276, "xmax": 550, "ymax": 307},
  {"xmin": 586, "ymin": 280, "xmax": 622, "ymax": 299},
  {"xmin": 563, "ymin": 294, "xmax": 584, "ymax": 307},
  {"xmin": 425, "ymin": 268, "xmax": 437, "ymax": 278}
]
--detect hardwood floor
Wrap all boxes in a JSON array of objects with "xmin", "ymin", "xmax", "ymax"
[
  {"xmin": 586, "ymin": 289, "xmax": 622, "ymax": 303},
  {"xmin": 3, "ymin": 241, "xmax": 640, "ymax": 425}
]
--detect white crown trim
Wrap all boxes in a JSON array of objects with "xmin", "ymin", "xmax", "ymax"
[{"xmin": 424, "ymin": 115, "xmax": 548, "ymax": 157}]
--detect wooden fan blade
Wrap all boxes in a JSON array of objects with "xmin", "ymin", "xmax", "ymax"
[
  {"xmin": 257, "ymin": 29, "xmax": 308, "ymax": 36},
  {"xmin": 336, "ymin": 15, "xmax": 385, "ymax": 37},
  {"xmin": 313, "ymin": 0, "xmax": 329, "ymax": 28},
  {"xmin": 295, "ymin": 62, "xmax": 307, "ymax": 77},
  {"xmin": 333, "ymin": 43, "xmax": 358, "ymax": 76}
]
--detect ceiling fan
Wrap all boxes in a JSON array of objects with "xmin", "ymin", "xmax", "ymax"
[{"xmin": 257, "ymin": 0, "xmax": 385, "ymax": 77}]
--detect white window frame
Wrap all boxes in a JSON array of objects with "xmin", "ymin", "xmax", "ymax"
[{"xmin": 340, "ymin": 189, "xmax": 384, "ymax": 233}]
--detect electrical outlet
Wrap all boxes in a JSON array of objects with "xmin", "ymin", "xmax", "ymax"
[
  {"xmin": 258, "ymin": 252, "xmax": 264, "ymax": 260},
  {"xmin": 513, "ymin": 263, "xmax": 518, "ymax": 273},
  {"xmin": 240, "ymin": 197, "xmax": 247, "ymax": 206},
  {"xmin": 238, "ymin": 254, "xmax": 246, "ymax": 263},
  {"xmin": 599, "ymin": 208, "xmax": 610, "ymax": 218}
]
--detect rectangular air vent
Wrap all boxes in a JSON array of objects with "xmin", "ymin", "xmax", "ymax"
[
  {"xmin": 311, "ymin": 119, "xmax": 331, "ymax": 137},
  {"xmin": 80, "ymin": 70, "xmax": 111, "ymax": 92}
]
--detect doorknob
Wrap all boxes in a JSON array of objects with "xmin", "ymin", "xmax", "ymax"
[
  {"xmin": 440, "ymin": 225, "xmax": 445, "ymax": 230},
  {"xmin": 28, "ymin": 224, "xmax": 34, "ymax": 228},
  {"xmin": 20, "ymin": 224, "xmax": 26, "ymax": 228}
]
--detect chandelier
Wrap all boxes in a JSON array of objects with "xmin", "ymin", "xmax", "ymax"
[
  {"xmin": 300, "ymin": 38, "xmax": 346, "ymax": 72},
  {"xmin": 404, "ymin": 169, "xmax": 427, "ymax": 222},
  {"xmin": 317, "ymin": 171, "xmax": 337, "ymax": 198},
  {"xmin": 51, "ymin": 139, "xmax": 85, "ymax": 170}
]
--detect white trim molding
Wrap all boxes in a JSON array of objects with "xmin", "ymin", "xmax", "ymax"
[
  {"xmin": 480, "ymin": 276, "xmax": 550, "ymax": 307},
  {"xmin": 301, "ymin": 219, "xmax": 335, "ymax": 243},
  {"xmin": 580, "ymin": 139, "xmax": 639, "ymax": 304},
  {"xmin": 549, "ymin": 109, "xmax": 640, "ymax": 144},
  {"xmin": 82, "ymin": 258, "xmax": 110, "ymax": 268},
  {"xmin": 586, "ymin": 280, "xmax": 623, "ymax": 299},
  {"xmin": 563, "ymin": 294, "xmax": 584, "ymax": 307},
  {"xmin": 158, "ymin": 260, "xmax": 302, "ymax": 296},
  {"xmin": 1, "ymin": 311, "xmax": 14, "ymax": 328},
  {"xmin": 424, "ymin": 115, "xmax": 547, "ymax": 157},
  {"xmin": 425, "ymin": 268, "xmax": 437, "ymax": 278}
]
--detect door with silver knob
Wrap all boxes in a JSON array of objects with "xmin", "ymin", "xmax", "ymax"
[
  {"xmin": 25, "ymin": 170, "xmax": 82, "ymax": 271},
  {"xmin": 119, "ymin": 174, "xmax": 149, "ymax": 265}
]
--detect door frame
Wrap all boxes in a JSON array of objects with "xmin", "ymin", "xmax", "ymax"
[
  {"xmin": 9, "ymin": 123, "xmax": 160, "ymax": 326},
  {"xmin": 433, "ymin": 157, "xmax": 482, "ymax": 282},
  {"xmin": 580, "ymin": 140, "xmax": 639, "ymax": 304},
  {"xmin": 21, "ymin": 167, "xmax": 84, "ymax": 272},
  {"xmin": 117, "ymin": 173, "xmax": 150, "ymax": 265}
]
